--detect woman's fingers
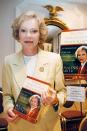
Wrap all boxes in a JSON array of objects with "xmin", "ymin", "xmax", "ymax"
[
  {"xmin": 41, "ymin": 88, "xmax": 58, "ymax": 105},
  {"xmin": 41, "ymin": 90, "xmax": 48, "ymax": 105},
  {"xmin": 6, "ymin": 108, "xmax": 18, "ymax": 122},
  {"xmin": 8, "ymin": 108, "xmax": 16, "ymax": 117}
]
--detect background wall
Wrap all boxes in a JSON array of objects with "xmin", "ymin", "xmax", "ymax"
[
  {"xmin": 0, "ymin": 0, "xmax": 23, "ymax": 87},
  {"xmin": 0, "ymin": 0, "xmax": 87, "ymax": 87}
]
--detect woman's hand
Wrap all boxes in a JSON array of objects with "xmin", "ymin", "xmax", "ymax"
[
  {"xmin": 41, "ymin": 88, "xmax": 58, "ymax": 106},
  {"xmin": 6, "ymin": 108, "xmax": 18, "ymax": 122}
]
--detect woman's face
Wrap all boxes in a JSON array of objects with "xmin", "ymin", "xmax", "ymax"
[
  {"xmin": 77, "ymin": 49, "xmax": 87, "ymax": 63},
  {"xmin": 30, "ymin": 97, "xmax": 38, "ymax": 108},
  {"xmin": 19, "ymin": 18, "xmax": 40, "ymax": 53}
]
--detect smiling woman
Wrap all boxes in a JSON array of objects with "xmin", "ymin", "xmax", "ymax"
[
  {"xmin": 18, "ymin": 19, "xmax": 40, "ymax": 56},
  {"xmin": 2, "ymin": 10, "xmax": 66, "ymax": 131}
]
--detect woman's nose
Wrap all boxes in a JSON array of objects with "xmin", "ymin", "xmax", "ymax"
[{"xmin": 26, "ymin": 31, "xmax": 32, "ymax": 37}]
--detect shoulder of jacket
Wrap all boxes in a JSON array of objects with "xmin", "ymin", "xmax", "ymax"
[
  {"xmin": 4, "ymin": 51, "xmax": 21, "ymax": 63},
  {"xmin": 40, "ymin": 49, "xmax": 61, "ymax": 61},
  {"xmin": 5, "ymin": 53, "xmax": 17, "ymax": 61},
  {"xmin": 40, "ymin": 49, "xmax": 60, "ymax": 56}
]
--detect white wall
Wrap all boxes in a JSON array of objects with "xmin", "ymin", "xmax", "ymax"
[
  {"xmin": 0, "ymin": 0, "xmax": 23, "ymax": 87},
  {"xmin": 0, "ymin": 0, "xmax": 87, "ymax": 87}
]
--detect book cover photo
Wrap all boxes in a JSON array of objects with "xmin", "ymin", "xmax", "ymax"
[
  {"xmin": 60, "ymin": 29, "xmax": 87, "ymax": 86},
  {"xmin": 13, "ymin": 76, "xmax": 50, "ymax": 123},
  {"xmin": 60, "ymin": 44, "xmax": 87, "ymax": 86},
  {"xmin": 14, "ymin": 87, "xmax": 41, "ymax": 123}
]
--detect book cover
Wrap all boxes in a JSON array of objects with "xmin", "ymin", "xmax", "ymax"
[
  {"xmin": 14, "ymin": 76, "xmax": 50, "ymax": 123},
  {"xmin": 60, "ymin": 29, "xmax": 87, "ymax": 86}
]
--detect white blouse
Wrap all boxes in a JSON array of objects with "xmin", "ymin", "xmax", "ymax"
[{"xmin": 23, "ymin": 54, "xmax": 38, "ymax": 76}]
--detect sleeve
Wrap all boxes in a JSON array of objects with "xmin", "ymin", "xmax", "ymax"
[
  {"xmin": 54, "ymin": 54, "xmax": 67, "ymax": 106},
  {"xmin": 2, "ymin": 57, "xmax": 14, "ymax": 113}
]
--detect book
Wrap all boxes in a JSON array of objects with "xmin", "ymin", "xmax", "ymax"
[
  {"xmin": 14, "ymin": 76, "xmax": 50, "ymax": 123},
  {"xmin": 60, "ymin": 29, "xmax": 87, "ymax": 86}
]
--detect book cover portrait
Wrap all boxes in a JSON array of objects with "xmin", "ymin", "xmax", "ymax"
[
  {"xmin": 60, "ymin": 29, "xmax": 87, "ymax": 86},
  {"xmin": 14, "ymin": 76, "xmax": 50, "ymax": 123},
  {"xmin": 14, "ymin": 88, "xmax": 41, "ymax": 123}
]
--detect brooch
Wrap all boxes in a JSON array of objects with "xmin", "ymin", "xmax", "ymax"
[{"xmin": 39, "ymin": 67, "xmax": 44, "ymax": 72}]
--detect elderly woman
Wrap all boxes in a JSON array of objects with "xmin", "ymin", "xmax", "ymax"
[
  {"xmin": 75, "ymin": 45, "xmax": 87, "ymax": 74},
  {"xmin": 26, "ymin": 94, "xmax": 41, "ymax": 123},
  {"xmin": 2, "ymin": 11, "xmax": 66, "ymax": 131}
]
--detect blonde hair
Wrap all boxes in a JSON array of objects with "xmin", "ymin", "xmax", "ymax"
[
  {"xmin": 75, "ymin": 46, "xmax": 87, "ymax": 58},
  {"xmin": 12, "ymin": 11, "xmax": 48, "ymax": 46}
]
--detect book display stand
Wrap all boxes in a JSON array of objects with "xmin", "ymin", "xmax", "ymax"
[{"xmin": 60, "ymin": 29, "xmax": 87, "ymax": 131}]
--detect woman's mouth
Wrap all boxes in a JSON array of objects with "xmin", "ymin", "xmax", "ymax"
[{"xmin": 24, "ymin": 41, "xmax": 33, "ymax": 43}]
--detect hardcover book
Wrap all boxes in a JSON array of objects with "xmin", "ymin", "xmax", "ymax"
[
  {"xmin": 14, "ymin": 76, "xmax": 50, "ymax": 123},
  {"xmin": 60, "ymin": 29, "xmax": 87, "ymax": 86}
]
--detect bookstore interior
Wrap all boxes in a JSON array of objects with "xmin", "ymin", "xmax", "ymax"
[{"xmin": 0, "ymin": 1, "xmax": 87, "ymax": 131}]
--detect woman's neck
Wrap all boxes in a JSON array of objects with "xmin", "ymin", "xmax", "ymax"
[{"xmin": 22, "ymin": 47, "xmax": 38, "ymax": 56}]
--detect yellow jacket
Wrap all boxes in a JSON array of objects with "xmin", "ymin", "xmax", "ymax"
[{"xmin": 2, "ymin": 48, "xmax": 66, "ymax": 131}]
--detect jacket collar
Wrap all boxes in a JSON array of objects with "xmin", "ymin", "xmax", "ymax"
[{"xmin": 12, "ymin": 48, "xmax": 49, "ymax": 88}]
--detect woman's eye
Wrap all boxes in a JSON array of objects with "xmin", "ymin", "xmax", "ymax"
[
  {"xmin": 19, "ymin": 28, "xmax": 39, "ymax": 34},
  {"xmin": 31, "ymin": 29, "xmax": 38, "ymax": 33},
  {"xmin": 20, "ymin": 29, "xmax": 26, "ymax": 32}
]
